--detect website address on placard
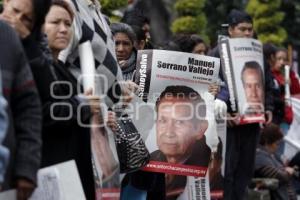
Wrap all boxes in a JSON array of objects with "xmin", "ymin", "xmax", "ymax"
[
  {"xmin": 157, "ymin": 74, "xmax": 208, "ymax": 85},
  {"xmin": 144, "ymin": 162, "xmax": 206, "ymax": 177}
]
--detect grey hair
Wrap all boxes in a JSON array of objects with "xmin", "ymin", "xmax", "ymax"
[{"xmin": 110, "ymin": 22, "xmax": 137, "ymax": 44}]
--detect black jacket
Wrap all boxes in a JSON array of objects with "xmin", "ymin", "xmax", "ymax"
[
  {"xmin": 150, "ymin": 137, "xmax": 211, "ymax": 200},
  {"xmin": 30, "ymin": 60, "xmax": 95, "ymax": 200}
]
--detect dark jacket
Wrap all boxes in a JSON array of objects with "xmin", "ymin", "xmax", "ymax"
[
  {"xmin": 150, "ymin": 137, "xmax": 211, "ymax": 200},
  {"xmin": 255, "ymin": 146, "xmax": 297, "ymax": 200},
  {"xmin": 30, "ymin": 60, "xmax": 95, "ymax": 200},
  {"xmin": 271, "ymin": 78, "xmax": 285, "ymax": 124},
  {"xmin": 17, "ymin": 25, "xmax": 95, "ymax": 199},
  {"xmin": 0, "ymin": 20, "xmax": 42, "ymax": 188},
  {"xmin": 21, "ymin": 31, "xmax": 53, "ymax": 101},
  {"xmin": 122, "ymin": 137, "xmax": 211, "ymax": 200}
]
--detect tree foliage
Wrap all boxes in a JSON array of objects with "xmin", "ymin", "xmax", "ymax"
[
  {"xmin": 281, "ymin": 0, "xmax": 300, "ymax": 47},
  {"xmin": 171, "ymin": 0, "xmax": 209, "ymax": 43},
  {"xmin": 246, "ymin": 0, "xmax": 287, "ymax": 46},
  {"xmin": 174, "ymin": 0, "xmax": 205, "ymax": 16},
  {"xmin": 204, "ymin": 0, "xmax": 246, "ymax": 46},
  {"xmin": 99, "ymin": 0, "xmax": 127, "ymax": 17}
]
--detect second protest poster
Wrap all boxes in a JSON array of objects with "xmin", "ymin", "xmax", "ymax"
[{"xmin": 219, "ymin": 38, "xmax": 265, "ymax": 124}]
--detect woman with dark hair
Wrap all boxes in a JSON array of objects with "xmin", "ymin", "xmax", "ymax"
[
  {"xmin": 190, "ymin": 34, "xmax": 207, "ymax": 55},
  {"xmin": 255, "ymin": 123, "xmax": 297, "ymax": 200},
  {"xmin": 271, "ymin": 48, "xmax": 300, "ymax": 126},
  {"xmin": 121, "ymin": 8, "xmax": 151, "ymax": 46},
  {"xmin": 111, "ymin": 22, "xmax": 137, "ymax": 81},
  {"xmin": 39, "ymin": 1, "xmax": 101, "ymax": 199},
  {"xmin": 263, "ymin": 44, "xmax": 285, "ymax": 125},
  {"xmin": 271, "ymin": 48, "xmax": 300, "ymax": 97},
  {"xmin": 263, "ymin": 43, "xmax": 277, "ymax": 70},
  {"xmin": 131, "ymin": 25, "xmax": 146, "ymax": 50},
  {"xmin": 172, "ymin": 34, "xmax": 207, "ymax": 55}
]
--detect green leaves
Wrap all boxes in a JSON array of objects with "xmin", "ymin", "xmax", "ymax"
[
  {"xmin": 174, "ymin": 0, "xmax": 205, "ymax": 16},
  {"xmin": 171, "ymin": 0, "xmax": 208, "ymax": 43},
  {"xmin": 253, "ymin": 12, "xmax": 285, "ymax": 32},
  {"xmin": 99, "ymin": 0, "xmax": 127, "ymax": 16},
  {"xmin": 246, "ymin": 0, "xmax": 287, "ymax": 45},
  {"xmin": 258, "ymin": 28, "xmax": 287, "ymax": 45}
]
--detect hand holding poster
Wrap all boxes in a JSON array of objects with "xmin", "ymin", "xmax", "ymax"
[
  {"xmin": 135, "ymin": 50, "xmax": 220, "ymax": 200},
  {"xmin": 219, "ymin": 37, "xmax": 265, "ymax": 124},
  {"xmin": 79, "ymin": 41, "xmax": 120, "ymax": 200}
]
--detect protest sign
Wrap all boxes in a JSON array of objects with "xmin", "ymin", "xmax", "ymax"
[
  {"xmin": 30, "ymin": 160, "xmax": 86, "ymax": 200},
  {"xmin": 284, "ymin": 95, "xmax": 300, "ymax": 160},
  {"xmin": 0, "ymin": 161, "xmax": 85, "ymax": 200},
  {"xmin": 135, "ymin": 49, "xmax": 221, "ymax": 200},
  {"xmin": 219, "ymin": 38, "xmax": 265, "ymax": 124},
  {"xmin": 79, "ymin": 41, "xmax": 120, "ymax": 200}
]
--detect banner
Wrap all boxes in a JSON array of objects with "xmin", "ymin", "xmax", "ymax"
[
  {"xmin": 219, "ymin": 38, "xmax": 265, "ymax": 124},
  {"xmin": 284, "ymin": 95, "xmax": 300, "ymax": 160},
  {"xmin": 0, "ymin": 161, "xmax": 86, "ymax": 200},
  {"xmin": 91, "ymin": 126, "xmax": 120, "ymax": 200},
  {"xmin": 79, "ymin": 41, "xmax": 121, "ymax": 200},
  {"xmin": 135, "ymin": 49, "xmax": 220, "ymax": 200}
]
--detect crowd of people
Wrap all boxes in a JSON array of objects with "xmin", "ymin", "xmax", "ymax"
[{"xmin": 0, "ymin": 0, "xmax": 300, "ymax": 200}]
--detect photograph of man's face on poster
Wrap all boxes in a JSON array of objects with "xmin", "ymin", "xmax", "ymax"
[
  {"xmin": 149, "ymin": 85, "xmax": 211, "ymax": 199},
  {"xmin": 134, "ymin": 49, "xmax": 221, "ymax": 200},
  {"xmin": 240, "ymin": 61, "xmax": 265, "ymax": 115}
]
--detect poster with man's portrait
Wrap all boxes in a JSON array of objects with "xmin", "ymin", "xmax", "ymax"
[
  {"xmin": 135, "ymin": 50, "xmax": 221, "ymax": 200},
  {"xmin": 219, "ymin": 38, "xmax": 265, "ymax": 124}
]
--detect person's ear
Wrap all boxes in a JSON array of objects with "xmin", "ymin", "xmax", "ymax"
[{"xmin": 196, "ymin": 120, "xmax": 208, "ymax": 140}]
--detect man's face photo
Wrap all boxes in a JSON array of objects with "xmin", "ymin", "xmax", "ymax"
[
  {"xmin": 156, "ymin": 96, "xmax": 207, "ymax": 164},
  {"xmin": 242, "ymin": 68, "xmax": 264, "ymax": 108}
]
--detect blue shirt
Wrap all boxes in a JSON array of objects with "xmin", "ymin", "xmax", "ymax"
[{"xmin": 0, "ymin": 69, "xmax": 9, "ymax": 183}]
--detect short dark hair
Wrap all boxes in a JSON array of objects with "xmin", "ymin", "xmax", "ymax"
[
  {"xmin": 172, "ymin": 34, "xmax": 206, "ymax": 53},
  {"xmin": 260, "ymin": 123, "xmax": 283, "ymax": 145},
  {"xmin": 155, "ymin": 85, "xmax": 206, "ymax": 120},
  {"xmin": 32, "ymin": 0, "xmax": 52, "ymax": 33},
  {"xmin": 51, "ymin": 0, "xmax": 74, "ymax": 21},
  {"xmin": 121, "ymin": 8, "xmax": 150, "ymax": 27},
  {"xmin": 227, "ymin": 9, "xmax": 252, "ymax": 28},
  {"xmin": 241, "ymin": 61, "xmax": 264, "ymax": 85},
  {"xmin": 131, "ymin": 25, "xmax": 146, "ymax": 41},
  {"xmin": 161, "ymin": 40, "xmax": 181, "ymax": 51},
  {"xmin": 263, "ymin": 43, "xmax": 277, "ymax": 61}
]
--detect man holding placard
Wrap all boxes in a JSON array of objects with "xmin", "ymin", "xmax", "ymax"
[{"xmin": 209, "ymin": 9, "xmax": 274, "ymax": 200}]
